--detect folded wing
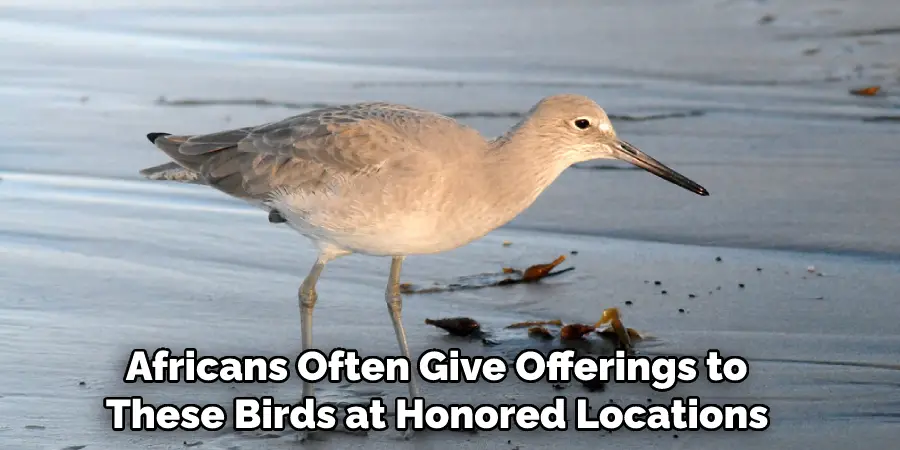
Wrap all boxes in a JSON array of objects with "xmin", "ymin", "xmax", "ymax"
[{"xmin": 143, "ymin": 103, "xmax": 456, "ymax": 203}]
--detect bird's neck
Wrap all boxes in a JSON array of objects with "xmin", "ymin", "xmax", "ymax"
[{"xmin": 477, "ymin": 124, "xmax": 574, "ymax": 225}]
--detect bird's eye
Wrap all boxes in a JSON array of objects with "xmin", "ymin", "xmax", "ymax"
[{"xmin": 574, "ymin": 119, "xmax": 591, "ymax": 130}]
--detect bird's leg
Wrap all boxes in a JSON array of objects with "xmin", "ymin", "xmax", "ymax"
[
  {"xmin": 295, "ymin": 257, "xmax": 326, "ymax": 442},
  {"xmin": 299, "ymin": 259, "xmax": 326, "ymax": 399},
  {"xmin": 385, "ymin": 256, "xmax": 421, "ymax": 439}
]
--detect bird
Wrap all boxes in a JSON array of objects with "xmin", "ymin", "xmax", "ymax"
[{"xmin": 139, "ymin": 94, "xmax": 708, "ymax": 437}]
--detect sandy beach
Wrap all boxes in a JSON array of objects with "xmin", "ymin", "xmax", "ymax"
[{"xmin": 1, "ymin": 0, "xmax": 899, "ymax": 449}]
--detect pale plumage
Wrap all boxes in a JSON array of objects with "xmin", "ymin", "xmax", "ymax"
[
  {"xmin": 140, "ymin": 94, "xmax": 708, "ymax": 440},
  {"xmin": 143, "ymin": 102, "xmax": 497, "ymax": 255}
]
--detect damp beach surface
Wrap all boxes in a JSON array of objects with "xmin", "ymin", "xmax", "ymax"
[{"xmin": 1, "ymin": 1, "xmax": 899, "ymax": 449}]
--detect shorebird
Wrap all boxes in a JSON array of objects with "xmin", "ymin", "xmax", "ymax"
[{"xmin": 140, "ymin": 94, "xmax": 708, "ymax": 437}]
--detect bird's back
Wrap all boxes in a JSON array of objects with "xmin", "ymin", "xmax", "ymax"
[{"xmin": 143, "ymin": 102, "xmax": 486, "ymax": 203}]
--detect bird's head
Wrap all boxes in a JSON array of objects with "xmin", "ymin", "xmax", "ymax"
[{"xmin": 526, "ymin": 94, "xmax": 709, "ymax": 196}]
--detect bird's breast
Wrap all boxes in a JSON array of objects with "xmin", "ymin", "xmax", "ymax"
[{"xmin": 271, "ymin": 176, "xmax": 507, "ymax": 255}]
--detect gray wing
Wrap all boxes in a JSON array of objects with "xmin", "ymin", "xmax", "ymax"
[{"xmin": 144, "ymin": 102, "xmax": 466, "ymax": 203}]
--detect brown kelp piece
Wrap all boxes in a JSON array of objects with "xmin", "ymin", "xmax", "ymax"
[
  {"xmin": 424, "ymin": 317, "xmax": 482, "ymax": 337},
  {"xmin": 593, "ymin": 307, "xmax": 640, "ymax": 351},
  {"xmin": 397, "ymin": 255, "xmax": 574, "ymax": 294},
  {"xmin": 850, "ymin": 86, "xmax": 881, "ymax": 96},
  {"xmin": 593, "ymin": 307, "xmax": 620, "ymax": 328},
  {"xmin": 506, "ymin": 319, "xmax": 564, "ymax": 329},
  {"xmin": 596, "ymin": 325, "xmax": 642, "ymax": 347},
  {"xmin": 560, "ymin": 323, "xmax": 596, "ymax": 341},
  {"xmin": 521, "ymin": 255, "xmax": 567, "ymax": 281},
  {"xmin": 528, "ymin": 326, "xmax": 555, "ymax": 340}
]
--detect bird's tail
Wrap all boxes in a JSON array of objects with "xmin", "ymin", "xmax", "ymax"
[
  {"xmin": 139, "ymin": 161, "xmax": 204, "ymax": 184},
  {"xmin": 140, "ymin": 132, "xmax": 206, "ymax": 184}
]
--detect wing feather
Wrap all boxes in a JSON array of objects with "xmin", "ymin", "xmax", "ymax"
[{"xmin": 146, "ymin": 103, "xmax": 457, "ymax": 202}]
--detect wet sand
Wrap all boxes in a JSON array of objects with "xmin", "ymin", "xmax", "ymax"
[{"xmin": 1, "ymin": 0, "xmax": 899, "ymax": 449}]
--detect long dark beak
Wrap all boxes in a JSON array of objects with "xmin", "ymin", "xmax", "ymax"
[{"xmin": 611, "ymin": 140, "xmax": 709, "ymax": 196}]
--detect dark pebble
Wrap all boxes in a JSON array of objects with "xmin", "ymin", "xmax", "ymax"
[
  {"xmin": 715, "ymin": 256, "xmax": 722, "ymax": 262},
  {"xmin": 756, "ymin": 267, "xmax": 762, "ymax": 271},
  {"xmin": 661, "ymin": 290, "xmax": 668, "ymax": 295},
  {"xmin": 570, "ymin": 250, "xmax": 579, "ymax": 255},
  {"xmin": 654, "ymin": 280, "xmax": 662, "ymax": 285},
  {"xmin": 647, "ymin": 398, "xmax": 653, "ymax": 403},
  {"xmin": 739, "ymin": 283, "xmax": 745, "ymax": 288},
  {"xmin": 625, "ymin": 300, "xmax": 633, "ymax": 306},
  {"xmin": 688, "ymin": 294, "xmax": 696, "ymax": 298},
  {"xmin": 673, "ymin": 434, "xmax": 679, "ymax": 439},
  {"xmin": 678, "ymin": 308, "xmax": 685, "ymax": 313},
  {"xmin": 552, "ymin": 383, "xmax": 565, "ymax": 390},
  {"xmin": 78, "ymin": 381, "xmax": 86, "ymax": 386}
]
